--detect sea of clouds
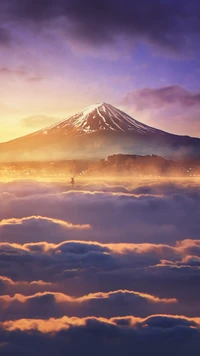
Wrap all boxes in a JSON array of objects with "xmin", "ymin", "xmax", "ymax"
[{"xmin": 0, "ymin": 179, "xmax": 199, "ymax": 355}]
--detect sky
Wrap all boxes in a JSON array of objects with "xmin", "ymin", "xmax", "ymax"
[{"xmin": 0, "ymin": 0, "xmax": 200, "ymax": 142}]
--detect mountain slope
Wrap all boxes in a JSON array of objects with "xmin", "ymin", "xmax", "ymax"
[
  {"xmin": 39, "ymin": 103, "xmax": 165, "ymax": 135},
  {"xmin": 0, "ymin": 103, "xmax": 200, "ymax": 161}
]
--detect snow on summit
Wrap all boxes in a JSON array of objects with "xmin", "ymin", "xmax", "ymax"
[
  {"xmin": 2, "ymin": 102, "xmax": 200, "ymax": 162},
  {"xmin": 40, "ymin": 103, "xmax": 163, "ymax": 136}
]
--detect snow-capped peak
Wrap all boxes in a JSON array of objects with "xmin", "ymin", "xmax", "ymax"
[
  {"xmin": 82, "ymin": 103, "xmax": 104, "ymax": 115},
  {"xmin": 40, "ymin": 102, "xmax": 162, "ymax": 136}
]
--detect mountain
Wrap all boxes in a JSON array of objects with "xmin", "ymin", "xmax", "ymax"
[
  {"xmin": 0, "ymin": 103, "xmax": 200, "ymax": 161},
  {"xmin": 40, "ymin": 103, "xmax": 162, "ymax": 135}
]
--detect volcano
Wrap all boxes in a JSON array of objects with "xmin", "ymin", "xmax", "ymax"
[
  {"xmin": 40, "ymin": 103, "xmax": 163, "ymax": 135},
  {"xmin": 1, "ymin": 103, "xmax": 200, "ymax": 161}
]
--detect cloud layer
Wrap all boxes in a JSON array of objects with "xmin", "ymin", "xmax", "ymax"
[
  {"xmin": 0, "ymin": 180, "xmax": 200, "ymax": 243},
  {"xmin": 0, "ymin": 178, "xmax": 199, "ymax": 354},
  {"xmin": 0, "ymin": 315, "xmax": 200, "ymax": 355},
  {"xmin": 1, "ymin": 0, "xmax": 200, "ymax": 54}
]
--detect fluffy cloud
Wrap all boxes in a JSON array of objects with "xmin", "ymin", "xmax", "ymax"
[
  {"xmin": 0, "ymin": 180, "xmax": 200, "ymax": 244},
  {"xmin": 123, "ymin": 85, "xmax": 200, "ymax": 136},
  {"xmin": 0, "ymin": 315, "xmax": 199, "ymax": 356},
  {"xmin": 0, "ymin": 239, "xmax": 199, "ymax": 315},
  {"xmin": 0, "ymin": 179, "xmax": 199, "ymax": 354},
  {"xmin": 124, "ymin": 86, "xmax": 200, "ymax": 110},
  {"xmin": 0, "ymin": 216, "xmax": 90, "ymax": 243},
  {"xmin": 0, "ymin": 290, "xmax": 177, "ymax": 321}
]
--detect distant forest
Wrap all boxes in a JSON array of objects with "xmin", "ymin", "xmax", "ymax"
[{"xmin": 86, "ymin": 154, "xmax": 200, "ymax": 177}]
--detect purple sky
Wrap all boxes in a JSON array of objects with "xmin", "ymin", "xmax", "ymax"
[{"xmin": 0, "ymin": 0, "xmax": 200, "ymax": 141}]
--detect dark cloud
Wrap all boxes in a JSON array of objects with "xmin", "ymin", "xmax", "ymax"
[
  {"xmin": 124, "ymin": 85, "xmax": 200, "ymax": 110},
  {"xmin": 1, "ymin": 0, "xmax": 200, "ymax": 52},
  {"xmin": 131, "ymin": 181, "xmax": 200, "ymax": 196},
  {"xmin": 0, "ymin": 67, "xmax": 44, "ymax": 83},
  {"xmin": 0, "ymin": 238, "xmax": 199, "ymax": 315},
  {"xmin": 0, "ymin": 276, "xmax": 55, "ymax": 296},
  {"xmin": 0, "ymin": 290, "xmax": 177, "ymax": 321},
  {"xmin": 0, "ymin": 67, "xmax": 26, "ymax": 77},
  {"xmin": 0, "ymin": 315, "xmax": 199, "ymax": 356},
  {"xmin": 0, "ymin": 216, "xmax": 91, "ymax": 243},
  {"xmin": 0, "ymin": 66, "xmax": 45, "ymax": 85}
]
